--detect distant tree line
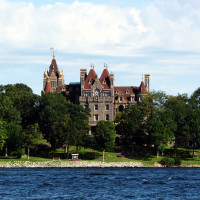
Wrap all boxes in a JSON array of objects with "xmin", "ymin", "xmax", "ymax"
[
  {"xmin": 115, "ymin": 89, "xmax": 200, "ymax": 157},
  {"xmin": 1, "ymin": 83, "xmax": 200, "ymax": 159}
]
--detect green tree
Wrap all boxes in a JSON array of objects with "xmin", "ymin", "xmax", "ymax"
[
  {"xmin": 39, "ymin": 93, "xmax": 70, "ymax": 149},
  {"xmin": 22, "ymin": 123, "xmax": 45, "ymax": 159},
  {"xmin": 67, "ymin": 103, "xmax": 90, "ymax": 152},
  {"xmin": 0, "ymin": 93, "xmax": 21, "ymax": 125},
  {"xmin": 52, "ymin": 115, "xmax": 76, "ymax": 158},
  {"xmin": 147, "ymin": 108, "xmax": 176, "ymax": 157},
  {"xmin": 0, "ymin": 83, "xmax": 39, "ymax": 126},
  {"xmin": 151, "ymin": 90, "xmax": 169, "ymax": 108},
  {"xmin": 39, "ymin": 93, "xmax": 90, "ymax": 152},
  {"xmin": 4, "ymin": 122, "xmax": 22, "ymax": 157},
  {"xmin": 94, "ymin": 120, "xmax": 116, "ymax": 152},
  {"xmin": 164, "ymin": 94, "xmax": 188, "ymax": 155},
  {"xmin": 0, "ymin": 121, "xmax": 8, "ymax": 150},
  {"xmin": 187, "ymin": 88, "xmax": 200, "ymax": 157},
  {"xmin": 115, "ymin": 104, "xmax": 147, "ymax": 152}
]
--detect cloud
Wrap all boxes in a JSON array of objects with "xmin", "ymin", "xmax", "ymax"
[
  {"xmin": 1, "ymin": 0, "xmax": 200, "ymax": 55},
  {"xmin": 1, "ymin": 0, "xmax": 200, "ymax": 96}
]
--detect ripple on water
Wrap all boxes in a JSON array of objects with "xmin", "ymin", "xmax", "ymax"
[{"xmin": 0, "ymin": 168, "xmax": 199, "ymax": 199}]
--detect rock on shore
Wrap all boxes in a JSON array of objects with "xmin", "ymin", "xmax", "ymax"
[{"xmin": 0, "ymin": 161, "xmax": 144, "ymax": 168}]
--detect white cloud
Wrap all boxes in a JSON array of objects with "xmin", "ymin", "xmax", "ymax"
[
  {"xmin": 1, "ymin": 0, "xmax": 200, "ymax": 96},
  {"xmin": 1, "ymin": 0, "xmax": 200, "ymax": 55}
]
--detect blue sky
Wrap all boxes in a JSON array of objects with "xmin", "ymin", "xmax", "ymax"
[{"xmin": 1, "ymin": 0, "xmax": 200, "ymax": 96}]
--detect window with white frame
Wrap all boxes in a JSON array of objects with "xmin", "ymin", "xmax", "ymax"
[
  {"xmin": 94, "ymin": 114, "xmax": 98, "ymax": 121},
  {"xmin": 94, "ymin": 105, "xmax": 98, "ymax": 110}
]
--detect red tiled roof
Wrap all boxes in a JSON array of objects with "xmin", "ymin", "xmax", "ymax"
[
  {"xmin": 99, "ymin": 68, "xmax": 110, "ymax": 89},
  {"xmin": 84, "ymin": 68, "xmax": 97, "ymax": 89},
  {"xmin": 48, "ymin": 58, "xmax": 59, "ymax": 77},
  {"xmin": 114, "ymin": 86, "xmax": 139, "ymax": 102},
  {"xmin": 44, "ymin": 81, "xmax": 52, "ymax": 93},
  {"xmin": 139, "ymin": 81, "xmax": 147, "ymax": 94}
]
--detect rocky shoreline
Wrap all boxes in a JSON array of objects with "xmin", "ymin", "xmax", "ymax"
[
  {"xmin": 0, "ymin": 161, "xmax": 144, "ymax": 168},
  {"xmin": 0, "ymin": 161, "xmax": 199, "ymax": 168}
]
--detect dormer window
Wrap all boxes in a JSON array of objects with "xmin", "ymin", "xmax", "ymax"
[
  {"xmin": 115, "ymin": 90, "xmax": 119, "ymax": 94},
  {"xmin": 89, "ymin": 79, "xmax": 94, "ymax": 84},
  {"xmin": 126, "ymin": 89, "xmax": 130, "ymax": 94},
  {"xmin": 103, "ymin": 79, "xmax": 106, "ymax": 84}
]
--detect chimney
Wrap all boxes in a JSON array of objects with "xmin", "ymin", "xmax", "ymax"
[{"xmin": 144, "ymin": 74, "xmax": 150, "ymax": 92}]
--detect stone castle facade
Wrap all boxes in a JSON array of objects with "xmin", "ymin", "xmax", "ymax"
[{"xmin": 43, "ymin": 56, "xmax": 150, "ymax": 129}]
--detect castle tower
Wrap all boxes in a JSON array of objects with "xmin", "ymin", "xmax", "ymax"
[
  {"xmin": 137, "ymin": 81, "xmax": 147, "ymax": 103},
  {"xmin": 42, "ymin": 54, "xmax": 65, "ymax": 93}
]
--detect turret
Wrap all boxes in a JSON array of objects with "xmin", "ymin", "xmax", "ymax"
[
  {"xmin": 44, "ymin": 78, "xmax": 52, "ymax": 93},
  {"xmin": 137, "ymin": 81, "xmax": 147, "ymax": 103}
]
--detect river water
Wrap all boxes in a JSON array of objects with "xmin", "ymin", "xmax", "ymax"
[{"xmin": 0, "ymin": 168, "xmax": 199, "ymax": 199}]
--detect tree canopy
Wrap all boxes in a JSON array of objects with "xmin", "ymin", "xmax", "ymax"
[{"xmin": 94, "ymin": 120, "xmax": 116, "ymax": 151}]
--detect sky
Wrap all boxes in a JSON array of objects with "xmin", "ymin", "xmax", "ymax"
[{"xmin": 1, "ymin": 0, "xmax": 200, "ymax": 96}]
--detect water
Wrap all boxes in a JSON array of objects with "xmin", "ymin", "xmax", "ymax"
[{"xmin": 0, "ymin": 168, "xmax": 200, "ymax": 200}]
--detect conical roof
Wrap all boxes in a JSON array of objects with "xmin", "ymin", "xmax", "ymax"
[
  {"xmin": 139, "ymin": 81, "xmax": 147, "ymax": 94},
  {"xmin": 44, "ymin": 80, "xmax": 52, "ymax": 93}
]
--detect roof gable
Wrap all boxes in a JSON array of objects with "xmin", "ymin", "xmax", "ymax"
[
  {"xmin": 114, "ymin": 86, "xmax": 139, "ymax": 102},
  {"xmin": 99, "ymin": 68, "xmax": 110, "ymax": 89},
  {"xmin": 84, "ymin": 68, "xmax": 97, "ymax": 89}
]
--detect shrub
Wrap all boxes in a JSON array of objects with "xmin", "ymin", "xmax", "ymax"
[
  {"xmin": 11, "ymin": 148, "xmax": 25, "ymax": 158},
  {"xmin": 78, "ymin": 152, "xmax": 101, "ymax": 160},
  {"xmin": 174, "ymin": 157, "xmax": 181, "ymax": 166},
  {"xmin": 160, "ymin": 157, "xmax": 182, "ymax": 167},
  {"xmin": 160, "ymin": 157, "xmax": 175, "ymax": 167}
]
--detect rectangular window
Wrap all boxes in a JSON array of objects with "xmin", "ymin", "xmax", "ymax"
[
  {"xmin": 94, "ymin": 115, "xmax": 98, "ymax": 121},
  {"xmin": 104, "ymin": 92, "xmax": 111, "ymax": 97},
  {"xmin": 105, "ymin": 105, "xmax": 109, "ymax": 111},
  {"xmin": 106, "ymin": 115, "xmax": 109, "ymax": 120},
  {"xmin": 94, "ymin": 105, "xmax": 98, "ymax": 110},
  {"xmin": 84, "ymin": 92, "xmax": 91, "ymax": 97},
  {"xmin": 120, "ymin": 96, "xmax": 123, "ymax": 101}
]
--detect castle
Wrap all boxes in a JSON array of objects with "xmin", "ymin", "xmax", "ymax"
[{"xmin": 43, "ymin": 55, "xmax": 150, "ymax": 130}]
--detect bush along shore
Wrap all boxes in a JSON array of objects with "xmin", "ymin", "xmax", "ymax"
[{"xmin": 0, "ymin": 161, "xmax": 144, "ymax": 168}]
